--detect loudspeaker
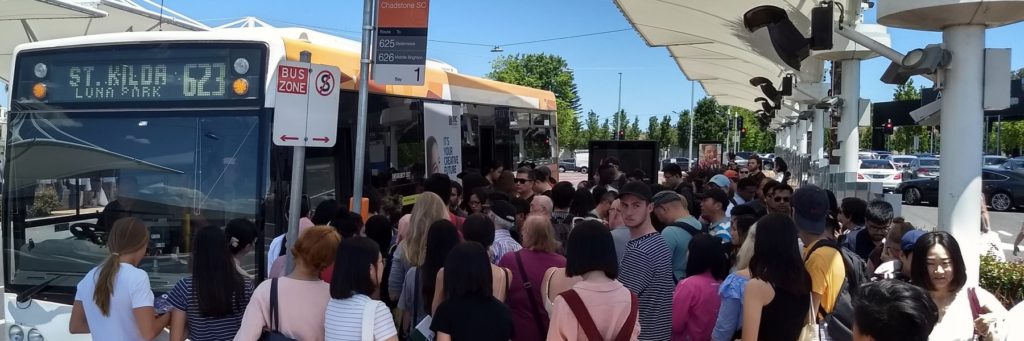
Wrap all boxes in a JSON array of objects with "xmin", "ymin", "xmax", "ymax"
[
  {"xmin": 809, "ymin": 5, "xmax": 834, "ymax": 51},
  {"xmin": 781, "ymin": 75, "xmax": 794, "ymax": 96},
  {"xmin": 767, "ymin": 22, "xmax": 810, "ymax": 70}
]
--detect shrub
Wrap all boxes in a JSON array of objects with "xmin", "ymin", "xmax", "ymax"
[
  {"xmin": 31, "ymin": 186, "xmax": 61, "ymax": 218},
  {"xmin": 979, "ymin": 255, "xmax": 1024, "ymax": 308}
]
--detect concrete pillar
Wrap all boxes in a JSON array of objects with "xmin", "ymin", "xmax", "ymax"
[
  {"xmin": 790, "ymin": 125, "xmax": 799, "ymax": 153},
  {"xmin": 797, "ymin": 120, "xmax": 809, "ymax": 154},
  {"xmin": 939, "ymin": 25, "xmax": 985, "ymax": 286},
  {"xmin": 838, "ymin": 59, "xmax": 861, "ymax": 173},
  {"xmin": 812, "ymin": 109, "xmax": 826, "ymax": 165}
]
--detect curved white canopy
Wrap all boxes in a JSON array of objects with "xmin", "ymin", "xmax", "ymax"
[
  {"xmin": 1, "ymin": 0, "xmax": 207, "ymax": 82},
  {"xmin": 614, "ymin": 0, "xmax": 830, "ymax": 111}
]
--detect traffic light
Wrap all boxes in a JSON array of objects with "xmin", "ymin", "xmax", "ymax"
[
  {"xmin": 737, "ymin": 118, "xmax": 745, "ymax": 138},
  {"xmin": 741, "ymin": 127, "xmax": 748, "ymax": 138},
  {"xmin": 618, "ymin": 130, "xmax": 625, "ymax": 140},
  {"xmin": 883, "ymin": 119, "xmax": 894, "ymax": 135}
]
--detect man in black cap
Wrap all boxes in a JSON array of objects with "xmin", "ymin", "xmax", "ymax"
[
  {"xmin": 487, "ymin": 199, "xmax": 523, "ymax": 263},
  {"xmin": 794, "ymin": 185, "xmax": 846, "ymax": 324},
  {"xmin": 699, "ymin": 188, "xmax": 733, "ymax": 245},
  {"xmin": 616, "ymin": 181, "xmax": 674, "ymax": 341}
]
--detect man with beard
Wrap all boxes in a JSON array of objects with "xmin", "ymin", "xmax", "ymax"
[
  {"xmin": 766, "ymin": 183, "xmax": 793, "ymax": 216},
  {"xmin": 843, "ymin": 200, "xmax": 894, "ymax": 261}
]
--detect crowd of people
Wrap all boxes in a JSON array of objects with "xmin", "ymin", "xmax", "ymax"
[{"xmin": 67, "ymin": 156, "xmax": 1024, "ymax": 341}]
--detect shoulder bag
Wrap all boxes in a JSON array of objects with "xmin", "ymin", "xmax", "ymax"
[
  {"xmin": 259, "ymin": 278, "xmax": 297, "ymax": 341},
  {"xmin": 360, "ymin": 299, "xmax": 377, "ymax": 341},
  {"xmin": 515, "ymin": 251, "xmax": 549, "ymax": 335},
  {"xmin": 558, "ymin": 289, "xmax": 638, "ymax": 341}
]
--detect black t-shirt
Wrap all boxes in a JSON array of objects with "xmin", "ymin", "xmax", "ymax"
[{"xmin": 431, "ymin": 295, "xmax": 514, "ymax": 341}]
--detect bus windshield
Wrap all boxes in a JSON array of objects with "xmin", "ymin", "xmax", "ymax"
[{"xmin": 4, "ymin": 110, "xmax": 261, "ymax": 296}]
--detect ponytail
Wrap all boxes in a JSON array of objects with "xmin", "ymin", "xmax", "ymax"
[
  {"xmin": 92, "ymin": 217, "xmax": 149, "ymax": 316},
  {"xmin": 94, "ymin": 253, "xmax": 122, "ymax": 316}
]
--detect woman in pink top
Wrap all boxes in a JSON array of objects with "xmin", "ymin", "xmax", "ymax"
[
  {"xmin": 235, "ymin": 226, "xmax": 340, "ymax": 341},
  {"xmin": 672, "ymin": 234, "xmax": 729, "ymax": 341},
  {"xmin": 547, "ymin": 220, "xmax": 639, "ymax": 341}
]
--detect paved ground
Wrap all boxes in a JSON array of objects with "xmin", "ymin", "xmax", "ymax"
[{"xmin": 901, "ymin": 204, "xmax": 1023, "ymax": 262}]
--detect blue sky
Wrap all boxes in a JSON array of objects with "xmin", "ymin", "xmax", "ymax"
[{"xmin": 4, "ymin": 0, "xmax": 1023, "ymax": 124}]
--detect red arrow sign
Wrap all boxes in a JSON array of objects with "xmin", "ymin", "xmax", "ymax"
[
  {"xmin": 312, "ymin": 137, "xmax": 330, "ymax": 143},
  {"xmin": 280, "ymin": 135, "xmax": 299, "ymax": 142}
]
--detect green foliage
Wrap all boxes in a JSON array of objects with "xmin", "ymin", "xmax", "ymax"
[
  {"xmin": 647, "ymin": 116, "xmax": 659, "ymax": 141},
  {"xmin": 601, "ymin": 118, "xmax": 612, "ymax": 139},
  {"xmin": 676, "ymin": 110, "xmax": 692, "ymax": 149},
  {"xmin": 988, "ymin": 121, "xmax": 1024, "ymax": 154},
  {"xmin": 980, "ymin": 255, "xmax": 1024, "ymax": 307},
  {"xmin": 734, "ymin": 107, "xmax": 775, "ymax": 152},
  {"xmin": 487, "ymin": 53, "xmax": 583, "ymax": 151},
  {"xmin": 693, "ymin": 97, "xmax": 729, "ymax": 142},
  {"xmin": 893, "ymin": 79, "xmax": 921, "ymax": 101},
  {"xmin": 888, "ymin": 80, "xmax": 936, "ymax": 153},
  {"xmin": 658, "ymin": 115, "xmax": 676, "ymax": 150},
  {"xmin": 859, "ymin": 126, "xmax": 873, "ymax": 150},
  {"xmin": 31, "ymin": 186, "xmax": 60, "ymax": 218},
  {"xmin": 627, "ymin": 116, "xmax": 642, "ymax": 140},
  {"xmin": 1014, "ymin": 67, "xmax": 1024, "ymax": 80}
]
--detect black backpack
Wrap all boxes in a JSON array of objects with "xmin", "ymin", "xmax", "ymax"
[
  {"xmin": 550, "ymin": 213, "xmax": 574, "ymax": 255},
  {"xmin": 666, "ymin": 220, "xmax": 707, "ymax": 237},
  {"xmin": 805, "ymin": 239, "xmax": 869, "ymax": 341}
]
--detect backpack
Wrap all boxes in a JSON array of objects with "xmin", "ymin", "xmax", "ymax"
[
  {"xmin": 550, "ymin": 213, "xmax": 574, "ymax": 255},
  {"xmin": 666, "ymin": 220, "xmax": 707, "ymax": 237},
  {"xmin": 805, "ymin": 239, "xmax": 869, "ymax": 341}
]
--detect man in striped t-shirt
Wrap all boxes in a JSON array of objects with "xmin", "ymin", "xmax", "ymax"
[{"xmin": 616, "ymin": 181, "xmax": 674, "ymax": 341}]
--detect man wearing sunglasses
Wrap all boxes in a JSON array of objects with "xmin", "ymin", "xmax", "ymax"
[
  {"xmin": 767, "ymin": 183, "xmax": 793, "ymax": 217},
  {"xmin": 514, "ymin": 167, "xmax": 536, "ymax": 202}
]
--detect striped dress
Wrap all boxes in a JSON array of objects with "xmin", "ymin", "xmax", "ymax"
[
  {"xmin": 325, "ymin": 294, "xmax": 398, "ymax": 341},
  {"xmin": 618, "ymin": 232, "xmax": 675, "ymax": 341},
  {"xmin": 166, "ymin": 277, "xmax": 253, "ymax": 341}
]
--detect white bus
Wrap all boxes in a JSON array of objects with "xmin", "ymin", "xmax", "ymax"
[{"xmin": 3, "ymin": 27, "xmax": 557, "ymax": 339}]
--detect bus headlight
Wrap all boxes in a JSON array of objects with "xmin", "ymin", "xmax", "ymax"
[
  {"xmin": 33, "ymin": 63, "xmax": 48, "ymax": 78},
  {"xmin": 27, "ymin": 328, "xmax": 42, "ymax": 341},
  {"xmin": 31, "ymin": 83, "xmax": 47, "ymax": 99},
  {"xmin": 234, "ymin": 58, "xmax": 250, "ymax": 74},
  {"xmin": 9, "ymin": 325, "xmax": 24, "ymax": 341},
  {"xmin": 232, "ymin": 78, "xmax": 249, "ymax": 96}
]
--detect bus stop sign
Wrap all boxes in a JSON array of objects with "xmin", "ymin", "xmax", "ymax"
[{"xmin": 273, "ymin": 61, "xmax": 340, "ymax": 147}]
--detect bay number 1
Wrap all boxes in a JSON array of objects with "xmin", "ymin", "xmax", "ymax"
[{"xmin": 414, "ymin": 67, "xmax": 421, "ymax": 82}]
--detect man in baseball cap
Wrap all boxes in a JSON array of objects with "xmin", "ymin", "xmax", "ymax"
[
  {"xmin": 793, "ymin": 184, "xmax": 847, "ymax": 317},
  {"xmin": 707, "ymin": 174, "xmax": 731, "ymax": 190},
  {"xmin": 487, "ymin": 200, "xmax": 523, "ymax": 263},
  {"xmin": 651, "ymin": 190, "xmax": 701, "ymax": 280},
  {"xmin": 698, "ymin": 188, "xmax": 732, "ymax": 244},
  {"xmin": 615, "ymin": 181, "xmax": 674, "ymax": 340}
]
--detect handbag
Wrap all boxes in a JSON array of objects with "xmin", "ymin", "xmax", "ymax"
[
  {"xmin": 799, "ymin": 293, "xmax": 820, "ymax": 341},
  {"xmin": 361, "ymin": 299, "xmax": 377, "ymax": 341},
  {"xmin": 407, "ymin": 269, "xmax": 434, "ymax": 341},
  {"xmin": 259, "ymin": 279, "xmax": 298, "ymax": 341}
]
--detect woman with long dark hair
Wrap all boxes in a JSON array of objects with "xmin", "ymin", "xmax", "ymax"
[
  {"xmin": 910, "ymin": 231, "xmax": 1005, "ymax": 340},
  {"xmin": 672, "ymin": 234, "xmax": 729, "ymax": 340},
  {"xmin": 568, "ymin": 189, "xmax": 596, "ymax": 219},
  {"xmin": 431, "ymin": 242, "xmax": 514, "ymax": 341},
  {"xmin": 224, "ymin": 218, "xmax": 258, "ymax": 278},
  {"xmin": 741, "ymin": 214, "xmax": 811, "ymax": 341},
  {"xmin": 325, "ymin": 237, "xmax": 398, "ymax": 341},
  {"xmin": 398, "ymin": 220, "xmax": 460, "ymax": 334},
  {"xmin": 69, "ymin": 218, "xmax": 169, "ymax": 340},
  {"xmin": 431, "ymin": 214, "xmax": 512, "ymax": 314},
  {"xmin": 167, "ymin": 226, "xmax": 252, "ymax": 341}
]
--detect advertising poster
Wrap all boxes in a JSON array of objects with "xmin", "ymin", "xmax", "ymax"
[
  {"xmin": 699, "ymin": 143, "xmax": 722, "ymax": 168},
  {"xmin": 424, "ymin": 102, "xmax": 463, "ymax": 179}
]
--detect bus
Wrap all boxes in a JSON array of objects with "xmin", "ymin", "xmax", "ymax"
[{"xmin": 3, "ymin": 27, "xmax": 557, "ymax": 339}]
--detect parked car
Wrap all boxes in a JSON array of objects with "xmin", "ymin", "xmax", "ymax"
[
  {"xmin": 887, "ymin": 155, "xmax": 917, "ymax": 170},
  {"xmin": 661, "ymin": 157, "xmax": 690, "ymax": 171},
  {"xmin": 757, "ymin": 153, "xmax": 775, "ymax": 170},
  {"xmin": 858, "ymin": 151, "xmax": 879, "ymax": 160},
  {"xmin": 983, "ymin": 155, "xmax": 1008, "ymax": 169},
  {"xmin": 857, "ymin": 159, "xmax": 902, "ymax": 192},
  {"xmin": 873, "ymin": 150, "xmax": 893, "ymax": 159},
  {"xmin": 904, "ymin": 157, "xmax": 940, "ymax": 179},
  {"xmin": 558, "ymin": 159, "xmax": 576, "ymax": 172},
  {"xmin": 574, "ymin": 152, "xmax": 590, "ymax": 173},
  {"xmin": 899, "ymin": 169, "xmax": 1024, "ymax": 211},
  {"xmin": 1000, "ymin": 157, "xmax": 1024, "ymax": 172}
]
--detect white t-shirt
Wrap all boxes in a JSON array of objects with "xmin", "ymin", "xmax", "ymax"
[
  {"xmin": 74, "ymin": 263, "xmax": 154, "ymax": 340},
  {"xmin": 930, "ymin": 287, "xmax": 1004, "ymax": 341},
  {"xmin": 325, "ymin": 294, "xmax": 398, "ymax": 341}
]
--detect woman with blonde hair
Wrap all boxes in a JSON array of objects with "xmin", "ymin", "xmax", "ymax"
[
  {"xmin": 498, "ymin": 215, "xmax": 566, "ymax": 341},
  {"xmin": 711, "ymin": 223, "xmax": 758, "ymax": 341},
  {"xmin": 236, "ymin": 226, "xmax": 340, "ymax": 341},
  {"xmin": 70, "ymin": 217, "xmax": 169, "ymax": 340},
  {"xmin": 388, "ymin": 192, "xmax": 449, "ymax": 302}
]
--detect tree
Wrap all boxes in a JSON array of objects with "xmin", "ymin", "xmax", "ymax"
[
  {"xmin": 676, "ymin": 110, "xmax": 692, "ymax": 150},
  {"xmin": 583, "ymin": 110, "xmax": 602, "ymax": 143},
  {"xmin": 658, "ymin": 115, "xmax": 676, "ymax": 151},
  {"xmin": 692, "ymin": 97, "xmax": 729, "ymax": 142},
  {"xmin": 488, "ymin": 53, "xmax": 583, "ymax": 151},
  {"xmin": 627, "ymin": 116, "xmax": 642, "ymax": 140},
  {"xmin": 1014, "ymin": 67, "xmax": 1024, "ymax": 80},
  {"xmin": 600, "ymin": 118, "xmax": 612, "ymax": 139},
  {"xmin": 894, "ymin": 79, "xmax": 921, "ymax": 101},
  {"xmin": 647, "ymin": 116, "xmax": 659, "ymax": 141},
  {"xmin": 734, "ymin": 107, "xmax": 775, "ymax": 152},
  {"xmin": 888, "ymin": 79, "xmax": 933, "ymax": 153}
]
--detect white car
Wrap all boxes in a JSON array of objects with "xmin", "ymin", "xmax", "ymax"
[{"xmin": 858, "ymin": 159, "xmax": 902, "ymax": 191}]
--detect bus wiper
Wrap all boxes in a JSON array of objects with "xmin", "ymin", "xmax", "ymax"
[{"xmin": 17, "ymin": 275, "xmax": 64, "ymax": 304}]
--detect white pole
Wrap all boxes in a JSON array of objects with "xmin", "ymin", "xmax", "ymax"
[
  {"xmin": 285, "ymin": 51, "xmax": 312, "ymax": 274},
  {"xmin": 838, "ymin": 60, "xmax": 861, "ymax": 173},
  {"xmin": 939, "ymin": 24, "xmax": 985, "ymax": 286},
  {"xmin": 351, "ymin": 0, "xmax": 377, "ymax": 215},
  {"xmin": 688, "ymin": 81, "xmax": 695, "ymax": 166},
  {"xmin": 812, "ymin": 109, "xmax": 826, "ymax": 166},
  {"xmin": 797, "ymin": 119, "xmax": 809, "ymax": 155}
]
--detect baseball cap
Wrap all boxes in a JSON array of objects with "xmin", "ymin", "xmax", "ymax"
[
  {"xmin": 617, "ymin": 181, "xmax": 653, "ymax": 202},
  {"xmin": 488, "ymin": 200, "xmax": 517, "ymax": 226},
  {"xmin": 708, "ymin": 174, "xmax": 731, "ymax": 188},
  {"xmin": 697, "ymin": 188, "xmax": 730, "ymax": 210},
  {"xmin": 901, "ymin": 229, "xmax": 927, "ymax": 253},
  {"xmin": 724, "ymin": 170, "xmax": 739, "ymax": 180},
  {"xmin": 791, "ymin": 185, "xmax": 828, "ymax": 235},
  {"xmin": 652, "ymin": 190, "xmax": 683, "ymax": 206}
]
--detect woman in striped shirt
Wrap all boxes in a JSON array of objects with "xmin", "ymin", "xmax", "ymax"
[{"xmin": 325, "ymin": 237, "xmax": 398, "ymax": 341}]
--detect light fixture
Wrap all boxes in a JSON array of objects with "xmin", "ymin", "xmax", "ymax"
[
  {"xmin": 744, "ymin": 3, "xmax": 835, "ymax": 70},
  {"xmin": 902, "ymin": 45, "xmax": 951, "ymax": 75},
  {"xmin": 33, "ymin": 63, "xmax": 47, "ymax": 78},
  {"xmin": 232, "ymin": 78, "xmax": 250, "ymax": 96},
  {"xmin": 31, "ymin": 83, "xmax": 47, "ymax": 99},
  {"xmin": 490, "ymin": 46, "xmax": 504, "ymax": 53},
  {"xmin": 233, "ymin": 58, "xmax": 250, "ymax": 74}
]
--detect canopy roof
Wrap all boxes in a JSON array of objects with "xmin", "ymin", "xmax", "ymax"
[
  {"xmin": 1, "ymin": 0, "xmax": 207, "ymax": 82},
  {"xmin": 614, "ymin": 0, "xmax": 834, "ymax": 111}
]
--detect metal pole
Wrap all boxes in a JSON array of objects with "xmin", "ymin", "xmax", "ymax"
[
  {"xmin": 617, "ymin": 72, "xmax": 622, "ymax": 139},
  {"xmin": 838, "ymin": 59, "xmax": 861, "ymax": 173},
  {"xmin": 352, "ymin": 0, "xmax": 376, "ymax": 215},
  {"xmin": 834, "ymin": 24, "xmax": 937, "ymax": 83},
  {"xmin": 939, "ymin": 24, "xmax": 985, "ymax": 287},
  {"xmin": 688, "ymin": 80, "xmax": 695, "ymax": 166},
  {"xmin": 812, "ymin": 109, "xmax": 825, "ymax": 166},
  {"xmin": 997, "ymin": 115, "xmax": 1002, "ymax": 155},
  {"xmin": 285, "ymin": 51, "xmax": 312, "ymax": 274}
]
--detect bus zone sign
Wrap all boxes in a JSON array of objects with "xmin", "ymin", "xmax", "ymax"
[{"xmin": 273, "ymin": 61, "xmax": 340, "ymax": 147}]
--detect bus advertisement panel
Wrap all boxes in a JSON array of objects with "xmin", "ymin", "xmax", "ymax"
[{"xmin": 423, "ymin": 102, "xmax": 462, "ymax": 179}]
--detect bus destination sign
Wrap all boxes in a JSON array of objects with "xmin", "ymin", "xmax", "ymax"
[
  {"xmin": 15, "ymin": 44, "xmax": 263, "ymax": 104},
  {"xmin": 372, "ymin": 0, "xmax": 430, "ymax": 86}
]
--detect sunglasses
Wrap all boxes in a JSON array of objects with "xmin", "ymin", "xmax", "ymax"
[
  {"xmin": 514, "ymin": 179, "xmax": 530, "ymax": 184},
  {"xmin": 773, "ymin": 196, "xmax": 790, "ymax": 203},
  {"xmin": 740, "ymin": 171, "xmax": 750, "ymax": 174}
]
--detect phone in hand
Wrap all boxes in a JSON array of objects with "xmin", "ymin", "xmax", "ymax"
[{"xmin": 154, "ymin": 294, "xmax": 172, "ymax": 315}]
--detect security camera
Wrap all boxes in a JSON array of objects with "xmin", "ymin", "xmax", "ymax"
[
  {"xmin": 750, "ymin": 77, "xmax": 773, "ymax": 87},
  {"xmin": 814, "ymin": 96, "xmax": 843, "ymax": 109}
]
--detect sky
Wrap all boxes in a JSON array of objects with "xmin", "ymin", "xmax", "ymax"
[{"xmin": 3, "ymin": 0, "xmax": 1023, "ymax": 124}]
